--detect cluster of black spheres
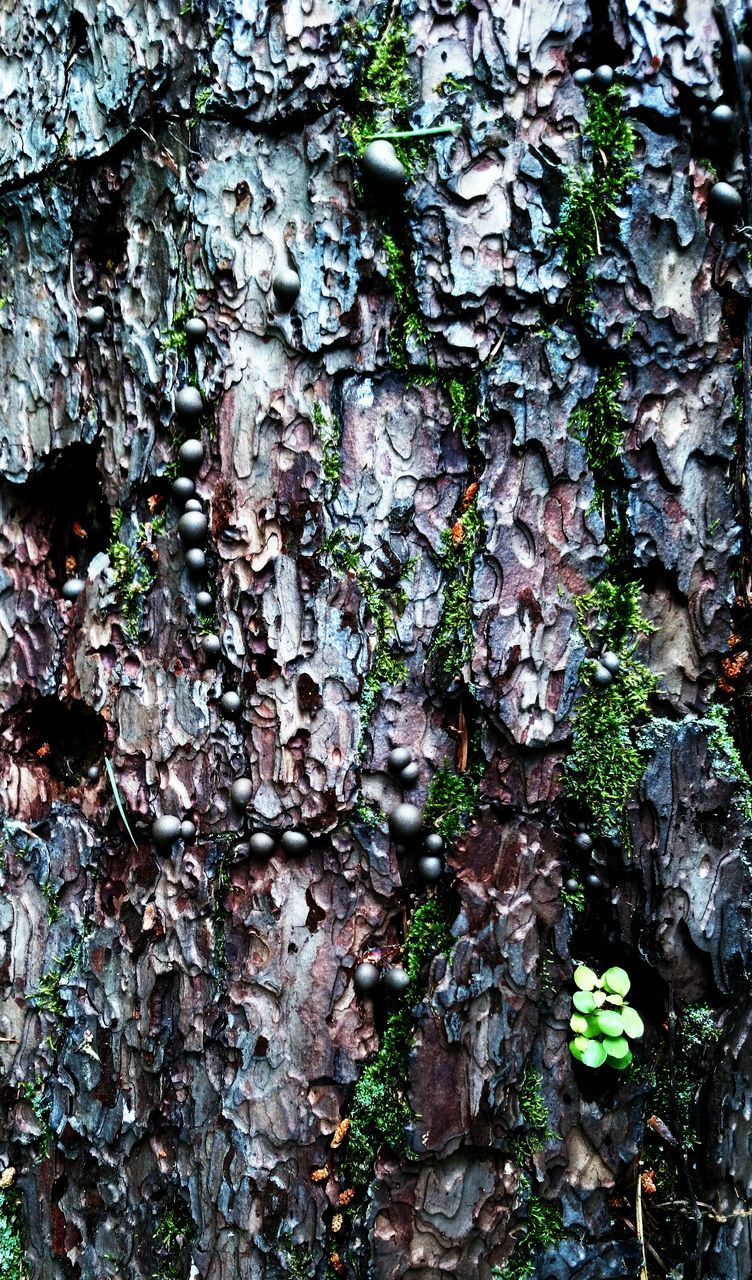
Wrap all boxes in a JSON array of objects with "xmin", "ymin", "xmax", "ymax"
[
  {"xmin": 353, "ymin": 958, "xmax": 410, "ymax": 997},
  {"xmin": 229, "ymin": 776, "xmax": 311, "ymax": 857},
  {"xmin": 572, "ymin": 64, "xmax": 616, "ymax": 92},
  {"xmin": 589, "ymin": 649, "xmax": 621, "ymax": 690},
  {"xmin": 565, "ymin": 825, "xmax": 607, "ymax": 895},
  {"xmin": 387, "ymin": 745, "xmax": 420, "ymax": 788},
  {"xmin": 700, "ymin": 43, "xmax": 752, "ymax": 227},
  {"xmin": 151, "ymin": 815, "xmax": 198, "ymax": 846},
  {"xmin": 388, "ymin": 795, "xmax": 447, "ymax": 884}
]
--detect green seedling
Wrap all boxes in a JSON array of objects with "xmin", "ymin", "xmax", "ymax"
[{"xmin": 569, "ymin": 964, "xmax": 644, "ymax": 1069}]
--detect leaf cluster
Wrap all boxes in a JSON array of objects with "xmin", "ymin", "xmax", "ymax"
[{"xmin": 569, "ymin": 964, "xmax": 644, "ymax": 1069}]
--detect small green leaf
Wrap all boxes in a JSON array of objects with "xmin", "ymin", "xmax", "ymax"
[
  {"xmin": 602, "ymin": 966, "xmax": 631, "ymax": 997},
  {"xmin": 573, "ymin": 990, "xmax": 596, "ymax": 1013},
  {"xmin": 579, "ymin": 1038, "xmax": 607, "ymax": 1068},
  {"xmin": 574, "ymin": 965, "xmax": 598, "ymax": 991},
  {"xmin": 570, "ymin": 1013, "xmax": 589, "ymax": 1035},
  {"xmin": 605, "ymin": 993, "xmax": 624, "ymax": 1006},
  {"xmin": 569, "ymin": 1038, "xmax": 585, "ymax": 1062},
  {"xmin": 611, "ymin": 1050, "xmax": 633, "ymax": 1070},
  {"xmin": 621, "ymin": 1006, "xmax": 644, "ymax": 1039},
  {"xmin": 105, "ymin": 758, "xmax": 138, "ymax": 849},
  {"xmin": 595, "ymin": 1010, "xmax": 624, "ymax": 1038},
  {"xmin": 603, "ymin": 1035, "xmax": 630, "ymax": 1060},
  {"xmin": 592, "ymin": 990, "xmax": 606, "ymax": 1007}
]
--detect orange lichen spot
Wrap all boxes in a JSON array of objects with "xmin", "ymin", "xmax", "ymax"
[
  {"xmin": 310, "ymin": 1167, "xmax": 329, "ymax": 1183},
  {"xmin": 330, "ymin": 1118, "xmax": 350, "ymax": 1149}
]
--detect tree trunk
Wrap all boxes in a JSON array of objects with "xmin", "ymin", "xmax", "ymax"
[{"xmin": 0, "ymin": 2, "xmax": 750, "ymax": 1279}]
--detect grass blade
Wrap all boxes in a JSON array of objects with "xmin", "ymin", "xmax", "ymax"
[{"xmin": 104, "ymin": 758, "xmax": 138, "ymax": 848}]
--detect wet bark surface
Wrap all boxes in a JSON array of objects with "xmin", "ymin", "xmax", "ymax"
[{"xmin": 1, "ymin": 1, "xmax": 752, "ymax": 1278}]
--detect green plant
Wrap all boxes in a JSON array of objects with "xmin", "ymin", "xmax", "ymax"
[
  {"xmin": 492, "ymin": 1182, "xmax": 562, "ymax": 1280},
  {"xmin": 159, "ymin": 297, "xmax": 195, "ymax": 357},
  {"xmin": 324, "ymin": 530, "xmax": 412, "ymax": 747},
  {"xmin": 0, "ymin": 1188, "xmax": 26, "ymax": 1280},
  {"xmin": 423, "ymin": 760, "xmax": 481, "ymax": 841},
  {"xmin": 153, "ymin": 1197, "xmax": 195, "ymax": 1280},
  {"xmin": 343, "ymin": 898, "xmax": 453, "ymax": 1185},
  {"xmin": 566, "ymin": 581, "xmax": 657, "ymax": 842},
  {"xmin": 39, "ymin": 875, "xmax": 61, "ymax": 923},
  {"xmin": 561, "ymin": 879, "xmax": 585, "ymax": 913},
  {"xmin": 382, "ymin": 232, "xmax": 432, "ymax": 370},
  {"xmin": 108, "ymin": 512, "xmax": 162, "ymax": 639},
  {"xmin": 552, "ymin": 85, "xmax": 636, "ymax": 310},
  {"xmin": 277, "ymin": 1233, "xmax": 315, "ymax": 1279},
  {"xmin": 447, "ymin": 376, "xmax": 479, "ymax": 449},
  {"xmin": 703, "ymin": 703, "xmax": 752, "ymax": 821},
  {"xmin": 429, "ymin": 497, "xmax": 484, "ymax": 679},
  {"xmin": 313, "ymin": 403, "xmax": 342, "ymax": 492},
  {"xmin": 570, "ymin": 364, "xmax": 627, "ymax": 511},
  {"xmin": 514, "ymin": 1067, "xmax": 559, "ymax": 1162},
  {"xmin": 569, "ymin": 965, "xmax": 644, "ymax": 1069},
  {"xmin": 20, "ymin": 1077, "xmax": 52, "ymax": 1155}
]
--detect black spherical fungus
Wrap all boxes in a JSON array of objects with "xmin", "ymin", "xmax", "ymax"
[
  {"xmin": 360, "ymin": 139, "xmax": 407, "ymax": 189},
  {"xmin": 195, "ymin": 590, "xmax": 213, "ymax": 611},
  {"xmin": 272, "ymin": 268, "xmax": 301, "ymax": 311},
  {"xmin": 383, "ymin": 966, "xmax": 410, "ymax": 995},
  {"xmin": 249, "ymin": 831, "xmax": 276, "ymax": 858},
  {"xmin": 184, "ymin": 497, "xmax": 203, "ymax": 513},
  {"xmin": 738, "ymin": 43, "xmax": 752, "ymax": 79},
  {"xmin": 281, "ymin": 830, "xmax": 310, "ymax": 857},
  {"xmin": 231, "ymin": 777, "xmax": 253, "ymax": 808},
  {"xmin": 181, "ymin": 819, "xmax": 196, "ymax": 841},
  {"xmin": 708, "ymin": 181, "xmax": 743, "ymax": 225},
  {"xmin": 172, "ymin": 476, "xmax": 195, "ymax": 503},
  {"xmin": 590, "ymin": 64, "xmax": 614, "ymax": 91},
  {"xmin": 591, "ymin": 662, "xmax": 613, "ymax": 689},
  {"xmin": 573, "ymin": 831, "xmax": 594, "ymax": 853},
  {"xmin": 84, "ymin": 305, "xmax": 106, "ymax": 332},
  {"xmin": 353, "ymin": 962, "xmax": 381, "ymax": 995},
  {"xmin": 62, "ymin": 578, "xmax": 86, "ymax": 600},
  {"xmin": 175, "ymin": 386, "xmax": 203, "ymax": 422},
  {"xmin": 564, "ymin": 878, "xmax": 581, "ymax": 894},
  {"xmin": 389, "ymin": 802, "xmax": 423, "ymax": 843},
  {"xmin": 178, "ymin": 511, "xmax": 209, "ymax": 547},
  {"xmin": 572, "ymin": 68, "xmax": 593, "ymax": 88},
  {"xmin": 185, "ymin": 316, "xmax": 208, "ymax": 344},
  {"xmin": 178, "ymin": 438, "xmax": 204, "ymax": 475},
  {"xmin": 424, "ymin": 832, "xmax": 444, "ymax": 855},
  {"xmin": 220, "ymin": 691, "xmax": 242, "ymax": 717},
  {"xmin": 585, "ymin": 873, "xmax": 603, "ymax": 890},
  {"xmin": 201, "ymin": 633, "xmax": 221, "ymax": 663},
  {"xmin": 86, "ymin": 765, "xmax": 100, "ymax": 781},
  {"xmin": 418, "ymin": 855, "xmax": 443, "ymax": 883},
  {"xmin": 709, "ymin": 104, "xmax": 737, "ymax": 135},
  {"xmin": 600, "ymin": 650, "xmax": 621, "ymax": 674},
  {"xmin": 185, "ymin": 548, "xmax": 207, "ymax": 575},
  {"xmin": 152, "ymin": 815, "xmax": 182, "ymax": 846},
  {"xmin": 387, "ymin": 746, "xmax": 413, "ymax": 774},
  {"xmin": 398, "ymin": 761, "xmax": 420, "ymax": 787}
]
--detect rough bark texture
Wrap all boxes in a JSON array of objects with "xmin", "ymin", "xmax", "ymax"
[{"xmin": 1, "ymin": 2, "xmax": 751, "ymax": 1279}]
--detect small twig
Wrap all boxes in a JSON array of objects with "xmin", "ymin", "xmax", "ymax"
[
  {"xmin": 104, "ymin": 758, "xmax": 138, "ymax": 849},
  {"xmin": 636, "ymin": 1165, "xmax": 649, "ymax": 1280},
  {"xmin": 370, "ymin": 124, "xmax": 461, "ymax": 140},
  {"xmin": 617, "ymin": 1212, "xmax": 669, "ymax": 1274}
]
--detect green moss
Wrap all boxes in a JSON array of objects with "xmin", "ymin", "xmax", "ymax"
[
  {"xmin": 20, "ymin": 1077, "xmax": 52, "ymax": 1156},
  {"xmin": 324, "ymin": 530, "xmax": 412, "ymax": 747},
  {"xmin": 702, "ymin": 704, "xmax": 752, "ymax": 821},
  {"xmin": 355, "ymin": 797, "xmax": 385, "ymax": 827},
  {"xmin": 552, "ymin": 85, "xmax": 636, "ymax": 310},
  {"xmin": 343, "ymin": 898, "xmax": 453, "ymax": 1186},
  {"xmin": 109, "ymin": 512, "xmax": 163, "ymax": 640},
  {"xmin": 345, "ymin": 14, "xmax": 430, "ymax": 175},
  {"xmin": 566, "ymin": 581, "xmax": 657, "ymax": 843},
  {"xmin": 429, "ymin": 498, "xmax": 484, "ymax": 680},
  {"xmin": 0, "ymin": 1189, "xmax": 26, "ymax": 1280},
  {"xmin": 492, "ymin": 1184, "xmax": 563, "ymax": 1280},
  {"xmin": 29, "ymin": 938, "xmax": 82, "ymax": 1023},
  {"xmin": 570, "ymin": 364, "xmax": 627, "ymax": 511},
  {"xmin": 560, "ymin": 879, "xmax": 585, "ymax": 913},
  {"xmin": 447, "ymin": 376, "xmax": 479, "ymax": 449},
  {"xmin": 313, "ymin": 403, "xmax": 343, "ymax": 493},
  {"xmin": 40, "ymin": 875, "xmax": 61, "ymax": 923},
  {"xmin": 277, "ymin": 1234, "xmax": 315, "ymax": 1279},
  {"xmin": 423, "ymin": 761, "xmax": 481, "ymax": 841},
  {"xmin": 153, "ymin": 1196, "xmax": 195, "ymax": 1280},
  {"xmin": 159, "ymin": 299, "xmax": 194, "ymax": 358},
  {"xmin": 382, "ymin": 233, "xmax": 432, "ymax": 371}
]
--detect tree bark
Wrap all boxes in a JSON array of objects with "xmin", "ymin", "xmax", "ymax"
[{"xmin": 0, "ymin": 2, "xmax": 751, "ymax": 1279}]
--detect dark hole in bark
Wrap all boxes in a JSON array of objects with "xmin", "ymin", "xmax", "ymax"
[
  {"xmin": 73, "ymin": 168, "xmax": 128, "ymax": 282},
  {"xmin": 8, "ymin": 695, "xmax": 106, "ymax": 783},
  {"xmin": 67, "ymin": 9, "xmax": 88, "ymax": 56},
  {"xmin": 9, "ymin": 442, "xmax": 111, "ymax": 585}
]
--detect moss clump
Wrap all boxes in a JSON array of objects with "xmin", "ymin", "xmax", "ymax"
[
  {"xmin": 20, "ymin": 1077, "xmax": 52, "ymax": 1156},
  {"xmin": 423, "ymin": 761, "xmax": 481, "ymax": 841},
  {"xmin": 153, "ymin": 1197, "xmax": 195, "ymax": 1280},
  {"xmin": 108, "ymin": 510, "xmax": 165, "ymax": 640},
  {"xmin": 312, "ymin": 403, "xmax": 343, "ymax": 494},
  {"xmin": 382, "ymin": 233, "xmax": 432, "ymax": 371},
  {"xmin": 429, "ymin": 498, "xmax": 484, "ymax": 680},
  {"xmin": 277, "ymin": 1234, "xmax": 315, "ymax": 1279},
  {"xmin": 566, "ymin": 581, "xmax": 657, "ymax": 843},
  {"xmin": 343, "ymin": 898, "xmax": 453, "ymax": 1186},
  {"xmin": 324, "ymin": 530, "xmax": 412, "ymax": 746},
  {"xmin": 514, "ymin": 1067, "xmax": 559, "ymax": 1163},
  {"xmin": 492, "ymin": 1183, "xmax": 563, "ymax": 1280},
  {"xmin": 345, "ymin": 14, "xmax": 429, "ymax": 174},
  {"xmin": 702, "ymin": 704, "xmax": 752, "ymax": 821},
  {"xmin": 553, "ymin": 84, "xmax": 636, "ymax": 310},
  {"xmin": 0, "ymin": 1189, "xmax": 26, "ymax": 1280},
  {"xmin": 447, "ymin": 376, "xmax": 479, "ymax": 449},
  {"xmin": 29, "ymin": 937, "xmax": 82, "ymax": 1024},
  {"xmin": 159, "ymin": 298, "xmax": 194, "ymax": 358},
  {"xmin": 570, "ymin": 364, "xmax": 627, "ymax": 510}
]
